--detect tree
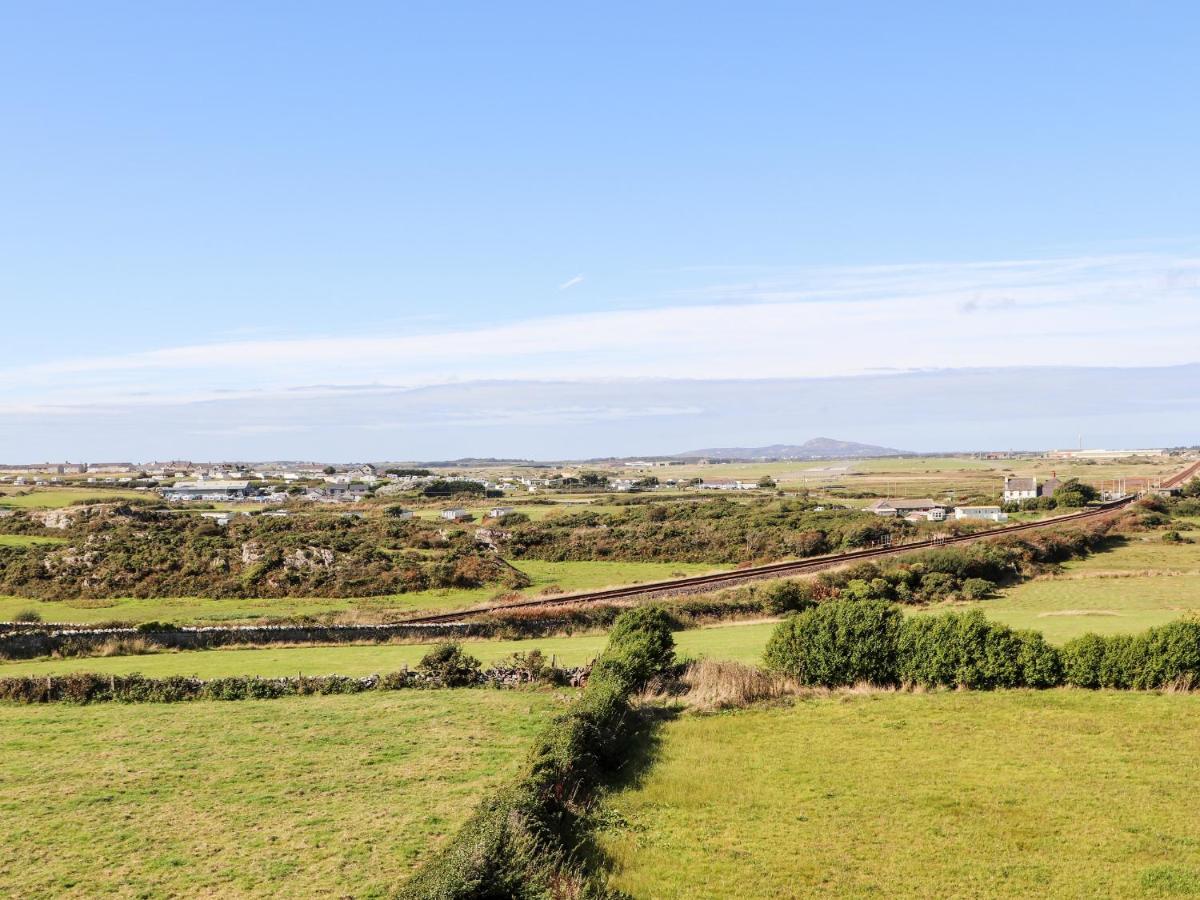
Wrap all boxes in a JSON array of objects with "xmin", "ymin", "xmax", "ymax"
[
  {"xmin": 322, "ymin": 466, "xmax": 336, "ymax": 475},
  {"xmin": 1053, "ymin": 478, "xmax": 1098, "ymax": 508},
  {"xmin": 758, "ymin": 476, "xmax": 777, "ymax": 489}
]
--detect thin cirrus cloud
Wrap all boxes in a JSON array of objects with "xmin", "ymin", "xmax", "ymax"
[
  {"xmin": 3, "ymin": 249, "xmax": 1199, "ymax": 419},
  {"xmin": 558, "ymin": 273, "xmax": 586, "ymax": 290}
]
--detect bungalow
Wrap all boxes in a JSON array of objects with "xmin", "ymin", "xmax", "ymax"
[
  {"xmin": 866, "ymin": 498, "xmax": 943, "ymax": 517},
  {"xmin": 489, "ymin": 506, "xmax": 515, "ymax": 518},
  {"xmin": 441, "ymin": 508, "xmax": 471, "ymax": 521},
  {"xmin": 954, "ymin": 506, "xmax": 1008, "ymax": 522},
  {"xmin": 163, "ymin": 480, "xmax": 252, "ymax": 501},
  {"xmin": 904, "ymin": 508, "xmax": 947, "ymax": 523}
]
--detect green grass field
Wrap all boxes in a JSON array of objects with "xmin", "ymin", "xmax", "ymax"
[
  {"xmin": 0, "ymin": 620, "xmax": 777, "ymax": 678},
  {"xmin": 0, "ymin": 559, "xmax": 719, "ymax": 624},
  {"xmin": 944, "ymin": 534, "xmax": 1200, "ymax": 643},
  {"xmin": 0, "ymin": 488, "xmax": 146, "ymax": 508},
  {"xmin": 600, "ymin": 691, "xmax": 1200, "ymax": 899},
  {"xmin": 654, "ymin": 455, "xmax": 1180, "ymax": 496},
  {"xmin": 0, "ymin": 690, "xmax": 559, "ymax": 898},
  {"xmin": 0, "ymin": 534, "xmax": 67, "ymax": 547}
]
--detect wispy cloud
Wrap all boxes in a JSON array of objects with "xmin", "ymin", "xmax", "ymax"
[
  {"xmin": 558, "ymin": 273, "xmax": 585, "ymax": 290},
  {"xmin": 2, "ymin": 249, "xmax": 1198, "ymax": 418}
]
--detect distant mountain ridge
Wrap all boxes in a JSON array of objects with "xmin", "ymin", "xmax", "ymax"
[{"xmin": 676, "ymin": 437, "xmax": 910, "ymax": 460}]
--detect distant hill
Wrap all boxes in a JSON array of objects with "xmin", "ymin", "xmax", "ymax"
[{"xmin": 676, "ymin": 437, "xmax": 910, "ymax": 461}]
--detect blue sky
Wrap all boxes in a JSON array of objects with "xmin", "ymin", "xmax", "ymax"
[{"xmin": 2, "ymin": 2, "xmax": 1199, "ymax": 460}]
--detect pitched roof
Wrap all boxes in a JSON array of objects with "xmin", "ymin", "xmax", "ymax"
[
  {"xmin": 868, "ymin": 498, "xmax": 941, "ymax": 510},
  {"xmin": 1004, "ymin": 477, "xmax": 1036, "ymax": 491}
]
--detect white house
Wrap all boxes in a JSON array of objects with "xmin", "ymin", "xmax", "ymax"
[
  {"xmin": 904, "ymin": 508, "xmax": 947, "ymax": 523},
  {"xmin": 1002, "ymin": 477, "xmax": 1037, "ymax": 503},
  {"xmin": 163, "ymin": 480, "xmax": 253, "ymax": 501},
  {"xmin": 866, "ymin": 498, "xmax": 943, "ymax": 517},
  {"xmin": 441, "ymin": 508, "xmax": 471, "ymax": 521},
  {"xmin": 489, "ymin": 506, "xmax": 515, "ymax": 518},
  {"xmin": 954, "ymin": 506, "xmax": 1008, "ymax": 522}
]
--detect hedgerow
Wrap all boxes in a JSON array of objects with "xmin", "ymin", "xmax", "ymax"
[
  {"xmin": 763, "ymin": 600, "xmax": 1200, "ymax": 691},
  {"xmin": 398, "ymin": 606, "xmax": 676, "ymax": 899}
]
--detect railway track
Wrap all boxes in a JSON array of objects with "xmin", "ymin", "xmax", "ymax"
[
  {"xmin": 1161, "ymin": 459, "xmax": 1200, "ymax": 488},
  {"xmin": 404, "ymin": 495, "xmax": 1138, "ymax": 625}
]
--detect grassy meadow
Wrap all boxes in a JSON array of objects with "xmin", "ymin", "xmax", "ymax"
[
  {"xmin": 0, "ymin": 689, "xmax": 560, "ymax": 898},
  {"xmin": 944, "ymin": 533, "xmax": 1200, "ymax": 643},
  {"xmin": 0, "ymin": 558, "xmax": 718, "ymax": 625},
  {"xmin": 0, "ymin": 487, "xmax": 147, "ymax": 508},
  {"xmin": 0, "ymin": 534, "xmax": 67, "ymax": 547},
  {"xmin": 600, "ymin": 691, "xmax": 1200, "ymax": 899},
  {"xmin": 0, "ymin": 620, "xmax": 777, "ymax": 678},
  {"xmin": 642, "ymin": 454, "xmax": 1180, "ymax": 497}
]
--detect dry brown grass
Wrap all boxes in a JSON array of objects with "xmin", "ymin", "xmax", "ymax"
[
  {"xmin": 643, "ymin": 660, "xmax": 907, "ymax": 713},
  {"xmin": 663, "ymin": 659, "xmax": 802, "ymax": 711}
]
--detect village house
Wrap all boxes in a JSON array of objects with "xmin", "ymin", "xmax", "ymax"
[
  {"xmin": 163, "ymin": 480, "xmax": 253, "ymax": 501},
  {"xmin": 954, "ymin": 505, "xmax": 1008, "ymax": 522},
  {"xmin": 904, "ymin": 508, "xmax": 947, "ymax": 523},
  {"xmin": 1003, "ymin": 474, "xmax": 1062, "ymax": 503},
  {"xmin": 866, "ymin": 498, "xmax": 944, "ymax": 517}
]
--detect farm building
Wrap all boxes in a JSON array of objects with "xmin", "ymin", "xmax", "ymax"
[
  {"xmin": 163, "ymin": 480, "xmax": 252, "ymax": 501},
  {"xmin": 954, "ymin": 505, "xmax": 1008, "ymax": 522},
  {"xmin": 866, "ymin": 498, "xmax": 943, "ymax": 517}
]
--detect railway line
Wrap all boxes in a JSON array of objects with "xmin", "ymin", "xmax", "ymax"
[{"xmin": 404, "ymin": 495, "xmax": 1139, "ymax": 625}]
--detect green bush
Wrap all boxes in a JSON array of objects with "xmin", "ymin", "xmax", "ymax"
[
  {"xmin": 416, "ymin": 642, "xmax": 482, "ymax": 686},
  {"xmin": 959, "ymin": 577, "xmax": 996, "ymax": 600},
  {"xmin": 1062, "ymin": 622, "xmax": 1200, "ymax": 689},
  {"xmin": 11, "ymin": 609, "xmax": 41, "ymax": 623},
  {"xmin": 400, "ymin": 605, "xmax": 677, "ymax": 898},
  {"xmin": 763, "ymin": 599, "xmax": 903, "ymax": 686},
  {"xmin": 762, "ymin": 579, "xmax": 817, "ymax": 614}
]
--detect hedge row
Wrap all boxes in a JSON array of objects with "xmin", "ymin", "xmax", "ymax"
[
  {"xmin": 399, "ymin": 606, "xmax": 676, "ymax": 899},
  {"xmin": 0, "ymin": 647, "xmax": 585, "ymax": 704},
  {"xmin": 764, "ymin": 600, "xmax": 1200, "ymax": 691},
  {"xmin": 0, "ymin": 672, "xmax": 403, "ymax": 704}
]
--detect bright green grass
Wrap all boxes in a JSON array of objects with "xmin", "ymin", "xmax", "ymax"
[
  {"xmin": 0, "ymin": 534, "xmax": 67, "ymax": 547},
  {"xmin": 0, "ymin": 488, "xmax": 145, "ymax": 508},
  {"xmin": 942, "ymin": 535, "xmax": 1200, "ymax": 644},
  {"xmin": 0, "ymin": 689, "xmax": 558, "ymax": 898},
  {"xmin": 0, "ymin": 620, "xmax": 777, "ymax": 678},
  {"xmin": 600, "ymin": 691, "xmax": 1200, "ymax": 899},
  {"xmin": 0, "ymin": 559, "xmax": 718, "ymax": 624}
]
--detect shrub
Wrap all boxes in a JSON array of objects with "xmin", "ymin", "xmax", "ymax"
[
  {"xmin": 959, "ymin": 577, "xmax": 996, "ymax": 600},
  {"xmin": 595, "ymin": 605, "xmax": 676, "ymax": 691},
  {"xmin": 762, "ymin": 579, "xmax": 817, "ymax": 614},
  {"xmin": 399, "ymin": 605, "xmax": 677, "ymax": 898},
  {"xmin": 11, "ymin": 609, "xmax": 41, "ymax": 623},
  {"xmin": 763, "ymin": 599, "xmax": 902, "ymax": 686},
  {"xmin": 416, "ymin": 642, "xmax": 482, "ymax": 686},
  {"xmin": 134, "ymin": 620, "xmax": 176, "ymax": 633},
  {"xmin": 1062, "ymin": 621, "xmax": 1200, "ymax": 689}
]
